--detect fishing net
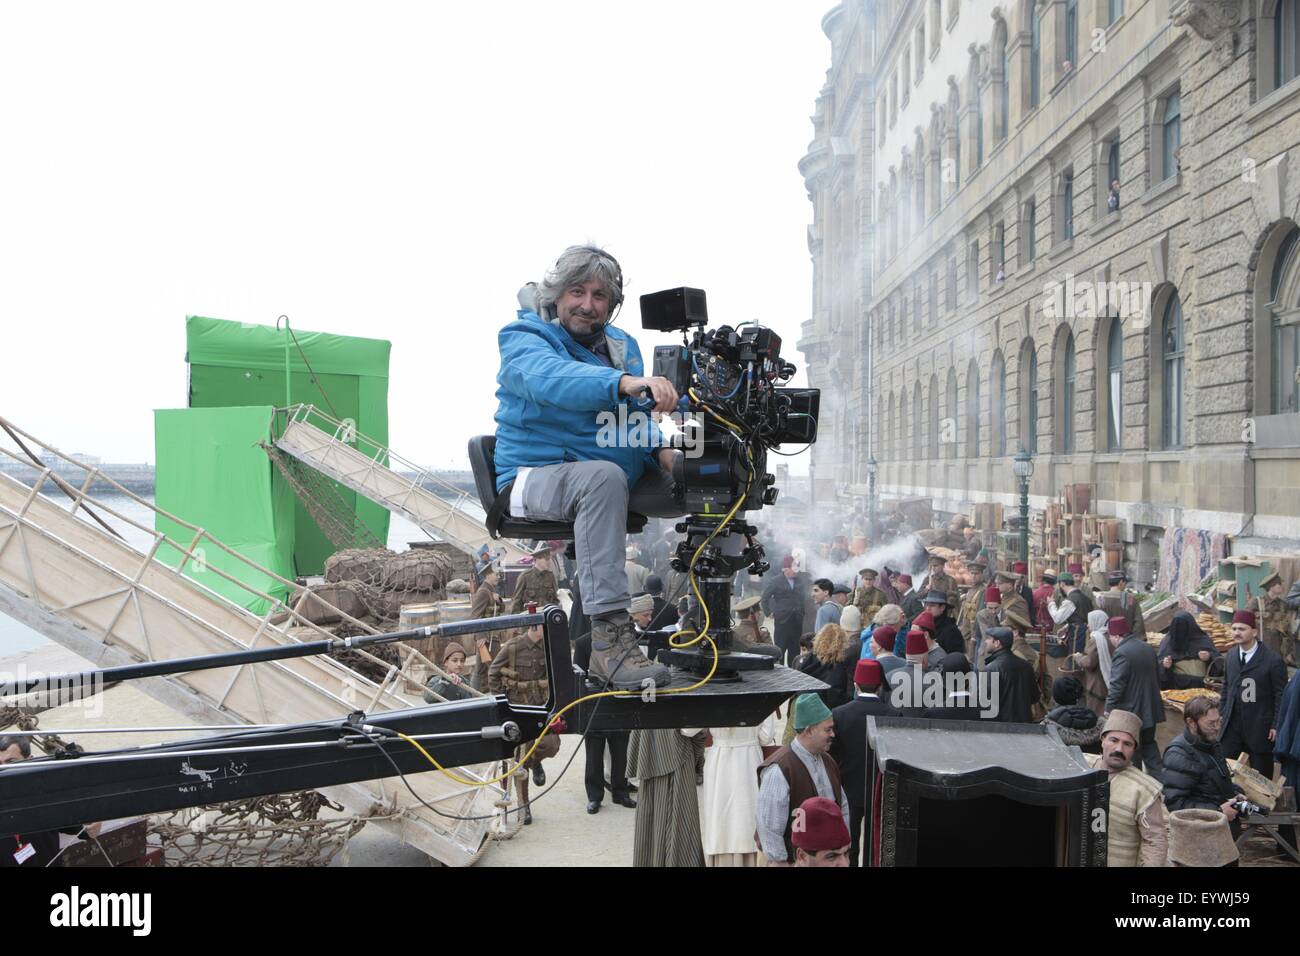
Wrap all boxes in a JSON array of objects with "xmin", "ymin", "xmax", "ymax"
[{"xmin": 262, "ymin": 442, "xmax": 385, "ymax": 552}]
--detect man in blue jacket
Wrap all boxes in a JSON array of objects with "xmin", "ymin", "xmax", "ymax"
[{"xmin": 494, "ymin": 245, "xmax": 683, "ymax": 689}]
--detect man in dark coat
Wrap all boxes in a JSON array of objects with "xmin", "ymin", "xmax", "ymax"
[
  {"xmin": 924, "ymin": 652, "xmax": 987, "ymax": 720},
  {"xmin": 830, "ymin": 658, "xmax": 894, "ymax": 867},
  {"xmin": 1103, "ymin": 615, "xmax": 1165, "ymax": 777},
  {"xmin": 761, "ymin": 555, "xmax": 809, "ymax": 666},
  {"xmin": 919, "ymin": 590, "xmax": 965, "ymax": 655},
  {"xmin": 983, "ymin": 626, "xmax": 1038, "ymax": 722},
  {"xmin": 1161, "ymin": 696, "xmax": 1242, "ymax": 822},
  {"xmin": 573, "ymin": 632, "xmax": 636, "ymax": 814},
  {"xmin": 1218, "ymin": 609, "xmax": 1289, "ymax": 779}
]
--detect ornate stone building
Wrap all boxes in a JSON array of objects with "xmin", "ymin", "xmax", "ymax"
[{"xmin": 800, "ymin": 0, "xmax": 1300, "ymax": 571}]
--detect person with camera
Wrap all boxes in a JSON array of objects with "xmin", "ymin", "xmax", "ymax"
[
  {"xmin": 494, "ymin": 245, "xmax": 685, "ymax": 690},
  {"xmin": 1161, "ymin": 696, "xmax": 1246, "ymax": 834}
]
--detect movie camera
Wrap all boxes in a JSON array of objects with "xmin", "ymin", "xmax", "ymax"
[{"xmin": 640, "ymin": 287, "xmax": 820, "ymax": 674}]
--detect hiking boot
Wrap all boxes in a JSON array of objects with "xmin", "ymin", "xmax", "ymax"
[
  {"xmin": 531, "ymin": 764, "xmax": 546, "ymax": 787},
  {"xmin": 589, "ymin": 613, "xmax": 671, "ymax": 689}
]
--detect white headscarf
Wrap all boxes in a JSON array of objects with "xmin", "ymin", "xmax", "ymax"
[{"xmin": 1087, "ymin": 609, "xmax": 1113, "ymax": 684}]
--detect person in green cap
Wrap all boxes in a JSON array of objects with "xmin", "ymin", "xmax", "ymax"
[{"xmin": 755, "ymin": 693, "xmax": 850, "ymax": 866}]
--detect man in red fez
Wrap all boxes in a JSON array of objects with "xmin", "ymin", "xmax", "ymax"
[
  {"xmin": 1219, "ymin": 609, "xmax": 1289, "ymax": 779},
  {"xmin": 791, "ymin": 796, "xmax": 852, "ymax": 867},
  {"xmin": 1103, "ymin": 614, "xmax": 1166, "ymax": 775},
  {"xmin": 829, "ymin": 658, "xmax": 894, "ymax": 866}
]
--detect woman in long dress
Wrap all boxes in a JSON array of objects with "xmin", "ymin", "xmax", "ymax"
[{"xmin": 695, "ymin": 711, "xmax": 780, "ymax": 867}]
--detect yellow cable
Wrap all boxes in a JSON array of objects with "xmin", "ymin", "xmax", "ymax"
[{"xmin": 403, "ymin": 396, "xmax": 759, "ymax": 788}]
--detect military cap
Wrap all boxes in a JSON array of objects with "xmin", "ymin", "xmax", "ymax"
[
  {"xmin": 1260, "ymin": 570, "xmax": 1281, "ymax": 589},
  {"xmin": 735, "ymin": 594, "xmax": 762, "ymax": 614}
]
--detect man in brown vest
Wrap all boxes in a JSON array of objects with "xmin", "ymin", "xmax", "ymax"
[{"xmin": 755, "ymin": 693, "xmax": 850, "ymax": 866}]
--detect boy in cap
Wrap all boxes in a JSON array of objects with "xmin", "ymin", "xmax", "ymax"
[
  {"xmin": 424, "ymin": 642, "xmax": 475, "ymax": 703},
  {"xmin": 756, "ymin": 693, "xmax": 850, "ymax": 866},
  {"xmin": 1083, "ymin": 710, "xmax": 1169, "ymax": 866},
  {"xmin": 791, "ymin": 797, "xmax": 852, "ymax": 867}
]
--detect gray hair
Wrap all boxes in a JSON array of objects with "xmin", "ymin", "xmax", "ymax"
[
  {"xmin": 537, "ymin": 245, "xmax": 624, "ymax": 314},
  {"xmin": 0, "ymin": 735, "xmax": 31, "ymax": 759}
]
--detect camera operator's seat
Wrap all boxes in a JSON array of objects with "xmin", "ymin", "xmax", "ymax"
[{"xmin": 468, "ymin": 436, "xmax": 648, "ymax": 541}]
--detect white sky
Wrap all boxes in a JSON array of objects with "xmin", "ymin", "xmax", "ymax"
[{"xmin": 0, "ymin": 1, "xmax": 831, "ymax": 473}]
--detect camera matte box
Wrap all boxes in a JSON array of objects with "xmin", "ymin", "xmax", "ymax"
[{"xmin": 640, "ymin": 287, "xmax": 708, "ymax": 331}]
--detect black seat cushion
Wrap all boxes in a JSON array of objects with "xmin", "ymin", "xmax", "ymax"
[{"xmin": 467, "ymin": 435, "xmax": 646, "ymax": 539}]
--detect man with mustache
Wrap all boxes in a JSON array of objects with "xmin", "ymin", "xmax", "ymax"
[
  {"xmin": 494, "ymin": 245, "xmax": 685, "ymax": 690},
  {"xmin": 1083, "ymin": 710, "xmax": 1170, "ymax": 867}
]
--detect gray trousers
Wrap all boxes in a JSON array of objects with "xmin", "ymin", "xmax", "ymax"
[{"xmin": 518, "ymin": 460, "xmax": 683, "ymax": 618}]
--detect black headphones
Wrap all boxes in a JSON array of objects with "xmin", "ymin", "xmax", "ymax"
[{"xmin": 574, "ymin": 245, "xmax": 625, "ymax": 321}]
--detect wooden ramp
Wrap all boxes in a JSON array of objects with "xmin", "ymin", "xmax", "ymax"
[
  {"xmin": 0, "ymin": 416, "xmax": 502, "ymax": 866},
  {"xmin": 273, "ymin": 404, "xmax": 528, "ymax": 563}
]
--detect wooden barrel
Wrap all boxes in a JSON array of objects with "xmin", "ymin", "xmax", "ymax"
[{"xmin": 399, "ymin": 603, "xmax": 441, "ymax": 662}]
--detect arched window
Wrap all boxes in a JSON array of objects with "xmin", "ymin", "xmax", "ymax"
[
  {"xmin": 1028, "ymin": 0, "xmax": 1041, "ymax": 107},
  {"xmin": 946, "ymin": 368, "xmax": 959, "ymax": 459},
  {"xmin": 1269, "ymin": 227, "xmax": 1299, "ymax": 413},
  {"xmin": 1162, "ymin": 92, "xmax": 1181, "ymax": 182},
  {"xmin": 1106, "ymin": 318, "xmax": 1124, "ymax": 450},
  {"xmin": 1162, "ymin": 294, "xmax": 1186, "ymax": 448},
  {"xmin": 1021, "ymin": 339, "xmax": 1038, "ymax": 453},
  {"xmin": 1278, "ymin": 0, "xmax": 1299, "ymax": 89},
  {"xmin": 887, "ymin": 392, "xmax": 895, "ymax": 461},
  {"xmin": 929, "ymin": 373, "xmax": 941, "ymax": 460},
  {"xmin": 967, "ymin": 359, "xmax": 982, "ymax": 458},
  {"xmin": 1065, "ymin": 0, "xmax": 1078, "ymax": 67},
  {"xmin": 1024, "ymin": 199, "xmax": 1037, "ymax": 262},
  {"xmin": 1055, "ymin": 330, "xmax": 1077, "ymax": 453},
  {"xmin": 913, "ymin": 383, "xmax": 924, "ymax": 461},
  {"xmin": 992, "ymin": 349, "xmax": 1007, "ymax": 456},
  {"xmin": 994, "ymin": 21, "xmax": 1010, "ymax": 141}
]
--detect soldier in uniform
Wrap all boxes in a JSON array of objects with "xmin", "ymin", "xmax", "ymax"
[
  {"xmin": 1257, "ymin": 571, "xmax": 1296, "ymax": 665},
  {"xmin": 510, "ymin": 545, "xmax": 560, "ymax": 614},
  {"xmin": 1096, "ymin": 570, "xmax": 1146, "ymax": 637},
  {"xmin": 924, "ymin": 552, "xmax": 959, "ymax": 610},
  {"xmin": 733, "ymin": 595, "xmax": 774, "ymax": 647},
  {"xmin": 424, "ymin": 642, "xmax": 475, "ymax": 703},
  {"xmin": 852, "ymin": 567, "xmax": 887, "ymax": 622},
  {"xmin": 956, "ymin": 557, "xmax": 990, "ymax": 649},
  {"xmin": 487, "ymin": 621, "xmax": 561, "ymax": 825},
  {"xmin": 469, "ymin": 564, "xmax": 506, "ymax": 691}
]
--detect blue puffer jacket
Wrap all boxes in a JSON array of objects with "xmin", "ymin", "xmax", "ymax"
[{"xmin": 493, "ymin": 309, "xmax": 660, "ymax": 493}]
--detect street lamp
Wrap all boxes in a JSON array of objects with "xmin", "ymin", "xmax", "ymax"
[
  {"xmin": 866, "ymin": 454, "xmax": 878, "ymax": 540},
  {"xmin": 1012, "ymin": 446, "xmax": 1035, "ymax": 565}
]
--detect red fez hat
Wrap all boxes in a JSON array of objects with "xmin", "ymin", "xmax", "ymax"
[
  {"xmin": 1232, "ymin": 609, "xmax": 1257, "ymax": 629},
  {"xmin": 985, "ymin": 585, "xmax": 1001, "ymax": 604},
  {"xmin": 1013, "ymin": 561, "xmax": 1028, "ymax": 575},
  {"xmin": 781, "ymin": 555, "xmax": 794, "ymax": 569},
  {"xmin": 1068, "ymin": 563, "xmax": 1084, "ymax": 575},
  {"xmin": 854, "ymin": 658, "xmax": 884, "ymax": 689},
  {"xmin": 791, "ymin": 796, "xmax": 851, "ymax": 853},
  {"xmin": 872, "ymin": 625, "xmax": 898, "ymax": 650},
  {"xmin": 1107, "ymin": 616, "xmax": 1130, "ymax": 637},
  {"xmin": 905, "ymin": 630, "xmax": 929, "ymax": 656},
  {"xmin": 897, "ymin": 573, "xmax": 913, "ymax": 587},
  {"xmin": 913, "ymin": 610, "xmax": 936, "ymax": 634}
]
